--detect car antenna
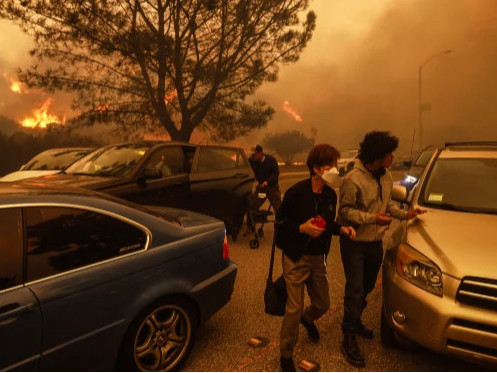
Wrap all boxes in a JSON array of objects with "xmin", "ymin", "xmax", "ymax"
[{"xmin": 408, "ymin": 128, "xmax": 416, "ymax": 174}]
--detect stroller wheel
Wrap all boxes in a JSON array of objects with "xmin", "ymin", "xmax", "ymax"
[
  {"xmin": 257, "ymin": 228, "xmax": 264, "ymax": 237},
  {"xmin": 249, "ymin": 239, "xmax": 259, "ymax": 249}
]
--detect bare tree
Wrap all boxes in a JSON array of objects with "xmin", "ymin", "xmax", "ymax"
[
  {"xmin": 263, "ymin": 130, "xmax": 314, "ymax": 164},
  {"xmin": 0, "ymin": 0, "xmax": 316, "ymax": 142}
]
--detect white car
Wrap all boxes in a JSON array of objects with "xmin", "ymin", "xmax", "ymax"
[
  {"xmin": 1, "ymin": 147, "xmax": 93, "ymax": 182},
  {"xmin": 337, "ymin": 149, "xmax": 358, "ymax": 176}
]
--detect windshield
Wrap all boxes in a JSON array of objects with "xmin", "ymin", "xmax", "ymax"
[
  {"xmin": 66, "ymin": 144, "xmax": 150, "ymax": 177},
  {"xmin": 24, "ymin": 149, "xmax": 92, "ymax": 171},
  {"xmin": 341, "ymin": 150, "xmax": 358, "ymax": 159},
  {"xmin": 421, "ymin": 158, "xmax": 497, "ymax": 213}
]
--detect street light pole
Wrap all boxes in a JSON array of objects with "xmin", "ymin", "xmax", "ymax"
[{"xmin": 418, "ymin": 49, "xmax": 452, "ymax": 148}]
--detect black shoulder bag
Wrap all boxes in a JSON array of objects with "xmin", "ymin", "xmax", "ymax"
[{"xmin": 264, "ymin": 224, "xmax": 287, "ymax": 316}]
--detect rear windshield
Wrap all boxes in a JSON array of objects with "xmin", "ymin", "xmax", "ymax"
[
  {"xmin": 95, "ymin": 192, "xmax": 180, "ymax": 225},
  {"xmin": 24, "ymin": 149, "xmax": 91, "ymax": 171},
  {"xmin": 421, "ymin": 158, "xmax": 497, "ymax": 214}
]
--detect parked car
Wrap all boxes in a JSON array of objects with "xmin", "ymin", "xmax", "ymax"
[
  {"xmin": 0, "ymin": 182, "xmax": 236, "ymax": 371},
  {"xmin": 337, "ymin": 149, "xmax": 358, "ymax": 176},
  {"xmin": 382, "ymin": 141, "xmax": 497, "ymax": 366},
  {"xmin": 0, "ymin": 147, "xmax": 94, "ymax": 182},
  {"xmin": 25, "ymin": 141, "xmax": 254, "ymax": 239}
]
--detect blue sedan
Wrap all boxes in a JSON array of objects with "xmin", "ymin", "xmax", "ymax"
[{"xmin": 0, "ymin": 182, "xmax": 237, "ymax": 371}]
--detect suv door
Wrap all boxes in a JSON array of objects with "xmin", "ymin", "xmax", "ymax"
[
  {"xmin": 108, "ymin": 146, "xmax": 190, "ymax": 208},
  {"xmin": 189, "ymin": 146, "xmax": 254, "ymax": 233},
  {"xmin": 0, "ymin": 208, "xmax": 42, "ymax": 371}
]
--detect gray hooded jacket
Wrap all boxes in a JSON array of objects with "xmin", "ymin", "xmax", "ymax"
[{"xmin": 337, "ymin": 160, "xmax": 408, "ymax": 242}]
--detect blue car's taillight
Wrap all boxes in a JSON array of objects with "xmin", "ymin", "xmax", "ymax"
[{"xmin": 223, "ymin": 234, "xmax": 229, "ymax": 259}]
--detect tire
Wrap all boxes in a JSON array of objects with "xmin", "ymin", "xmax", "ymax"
[
  {"xmin": 118, "ymin": 297, "xmax": 198, "ymax": 372},
  {"xmin": 249, "ymin": 239, "xmax": 259, "ymax": 249},
  {"xmin": 257, "ymin": 228, "xmax": 264, "ymax": 237},
  {"xmin": 380, "ymin": 305, "xmax": 398, "ymax": 348}
]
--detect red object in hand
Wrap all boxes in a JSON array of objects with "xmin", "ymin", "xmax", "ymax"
[{"xmin": 311, "ymin": 215, "xmax": 327, "ymax": 229}]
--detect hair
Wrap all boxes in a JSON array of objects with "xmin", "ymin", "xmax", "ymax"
[
  {"xmin": 307, "ymin": 144, "xmax": 341, "ymax": 176},
  {"xmin": 358, "ymin": 131, "xmax": 399, "ymax": 164},
  {"xmin": 255, "ymin": 144, "xmax": 263, "ymax": 153}
]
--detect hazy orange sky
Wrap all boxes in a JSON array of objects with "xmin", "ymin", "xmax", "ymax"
[{"xmin": 1, "ymin": 0, "xmax": 497, "ymax": 154}]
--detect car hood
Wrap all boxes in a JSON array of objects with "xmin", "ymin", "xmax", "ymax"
[
  {"xmin": 406, "ymin": 208, "xmax": 497, "ymax": 279},
  {"xmin": 0, "ymin": 170, "xmax": 61, "ymax": 182},
  {"xmin": 145, "ymin": 206, "xmax": 222, "ymax": 228},
  {"xmin": 24, "ymin": 173, "xmax": 120, "ymax": 190}
]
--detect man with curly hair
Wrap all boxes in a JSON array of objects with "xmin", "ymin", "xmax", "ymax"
[{"xmin": 337, "ymin": 131, "xmax": 425, "ymax": 367}]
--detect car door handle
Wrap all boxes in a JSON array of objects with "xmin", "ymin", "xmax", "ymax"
[{"xmin": 0, "ymin": 303, "xmax": 35, "ymax": 322}]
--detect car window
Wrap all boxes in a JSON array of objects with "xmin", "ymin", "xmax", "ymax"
[
  {"xmin": 24, "ymin": 149, "xmax": 92, "ymax": 171},
  {"xmin": 0, "ymin": 208, "xmax": 23, "ymax": 291},
  {"xmin": 198, "ymin": 148, "xmax": 239, "ymax": 172},
  {"xmin": 421, "ymin": 158, "xmax": 497, "ymax": 213},
  {"xmin": 237, "ymin": 150, "xmax": 249, "ymax": 168},
  {"xmin": 26, "ymin": 207, "xmax": 148, "ymax": 282},
  {"xmin": 143, "ymin": 147, "xmax": 186, "ymax": 177}
]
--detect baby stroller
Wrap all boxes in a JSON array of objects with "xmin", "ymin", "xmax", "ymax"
[{"xmin": 246, "ymin": 191, "xmax": 275, "ymax": 249}]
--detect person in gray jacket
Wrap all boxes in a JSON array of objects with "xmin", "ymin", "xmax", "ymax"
[{"xmin": 337, "ymin": 131, "xmax": 425, "ymax": 367}]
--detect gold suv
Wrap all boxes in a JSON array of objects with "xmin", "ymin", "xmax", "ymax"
[{"xmin": 382, "ymin": 142, "xmax": 497, "ymax": 366}]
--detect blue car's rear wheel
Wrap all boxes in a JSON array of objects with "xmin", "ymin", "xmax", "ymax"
[{"xmin": 119, "ymin": 298, "xmax": 197, "ymax": 371}]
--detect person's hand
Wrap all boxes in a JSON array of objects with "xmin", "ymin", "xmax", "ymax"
[
  {"xmin": 340, "ymin": 226, "xmax": 356, "ymax": 240},
  {"xmin": 261, "ymin": 181, "xmax": 268, "ymax": 188},
  {"xmin": 407, "ymin": 207, "xmax": 427, "ymax": 220},
  {"xmin": 376, "ymin": 212, "xmax": 393, "ymax": 225},
  {"xmin": 299, "ymin": 218, "xmax": 325, "ymax": 238}
]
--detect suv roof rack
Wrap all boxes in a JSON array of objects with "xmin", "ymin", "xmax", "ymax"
[{"xmin": 445, "ymin": 141, "xmax": 497, "ymax": 147}]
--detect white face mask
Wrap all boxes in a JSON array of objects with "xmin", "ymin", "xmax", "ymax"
[{"xmin": 321, "ymin": 167, "xmax": 340, "ymax": 187}]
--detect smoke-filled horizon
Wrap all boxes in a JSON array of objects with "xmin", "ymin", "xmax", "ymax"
[
  {"xmin": 1, "ymin": 0, "xmax": 497, "ymax": 156},
  {"xmin": 254, "ymin": 0, "xmax": 497, "ymax": 155}
]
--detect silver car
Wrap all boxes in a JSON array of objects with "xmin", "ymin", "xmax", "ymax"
[{"xmin": 382, "ymin": 142, "xmax": 497, "ymax": 366}]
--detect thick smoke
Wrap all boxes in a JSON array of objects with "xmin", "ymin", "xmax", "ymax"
[
  {"xmin": 254, "ymin": 0, "xmax": 497, "ymax": 156},
  {"xmin": 2, "ymin": 2, "xmax": 497, "ymax": 155}
]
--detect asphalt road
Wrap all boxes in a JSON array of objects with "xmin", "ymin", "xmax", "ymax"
[{"xmin": 183, "ymin": 173, "xmax": 485, "ymax": 372}]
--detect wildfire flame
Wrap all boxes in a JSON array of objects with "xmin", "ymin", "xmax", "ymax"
[
  {"xmin": 282, "ymin": 101, "xmax": 303, "ymax": 122},
  {"xmin": 10, "ymin": 80, "xmax": 22, "ymax": 93},
  {"xmin": 21, "ymin": 99, "xmax": 65, "ymax": 129}
]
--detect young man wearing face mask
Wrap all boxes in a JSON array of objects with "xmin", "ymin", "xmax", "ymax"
[
  {"xmin": 276, "ymin": 144, "xmax": 356, "ymax": 372},
  {"xmin": 337, "ymin": 131, "xmax": 426, "ymax": 367}
]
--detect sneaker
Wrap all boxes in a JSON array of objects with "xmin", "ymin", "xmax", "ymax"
[
  {"xmin": 358, "ymin": 324, "xmax": 374, "ymax": 339},
  {"xmin": 341, "ymin": 333, "xmax": 365, "ymax": 367},
  {"xmin": 280, "ymin": 356, "xmax": 296, "ymax": 372},
  {"xmin": 301, "ymin": 317, "xmax": 320, "ymax": 342}
]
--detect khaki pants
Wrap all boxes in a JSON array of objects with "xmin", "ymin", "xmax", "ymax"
[{"xmin": 280, "ymin": 254, "xmax": 330, "ymax": 358}]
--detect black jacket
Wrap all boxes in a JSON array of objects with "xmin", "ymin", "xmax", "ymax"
[
  {"xmin": 249, "ymin": 154, "xmax": 279, "ymax": 186},
  {"xmin": 276, "ymin": 178, "xmax": 341, "ymax": 262}
]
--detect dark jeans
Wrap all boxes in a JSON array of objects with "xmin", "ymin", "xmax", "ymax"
[{"xmin": 340, "ymin": 236, "xmax": 383, "ymax": 334}]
